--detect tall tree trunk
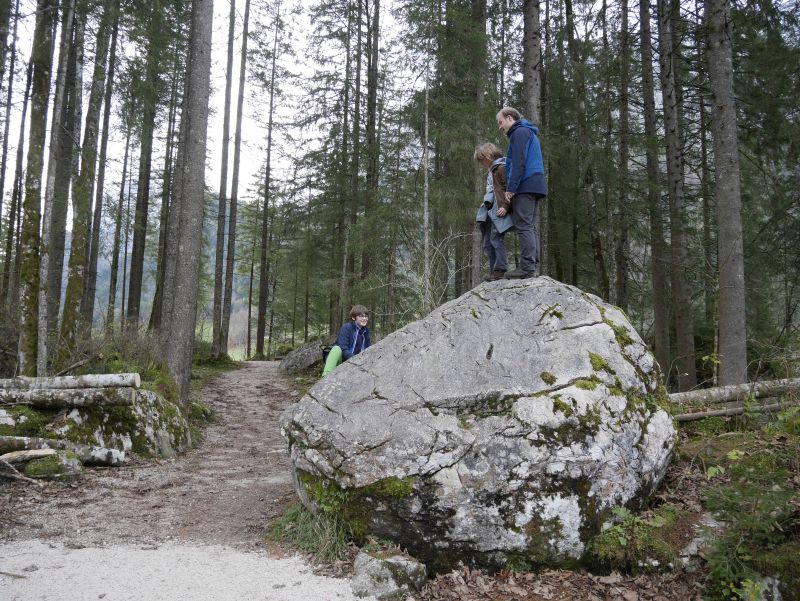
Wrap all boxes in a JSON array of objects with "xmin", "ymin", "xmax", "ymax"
[
  {"xmin": 127, "ymin": 5, "xmax": 162, "ymax": 330},
  {"xmin": 106, "ymin": 124, "xmax": 130, "ymax": 332},
  {"xmin": 0, "ymin": 0, "xmax": 17, "ymax": 245},
  {"xmin": 39, "ymin": 0, "xmax": 76, "ymax": 372},
  {"xmin": 565, "ymin": 0, "xmax": 609, "ymax": 298},
  {"xmin": 640, "ymin": 0, "xmax": 671, "ymax": 379},
  {"xmin": 706, "ymin": 0, "xmax": 747, "ymax": 385},
  {"xmin": 422, "ymin": 71, "xmax": 431, "ymax": 313},
  {"xmin": 220, "ymin": 0, "xmax": 251, "ymax": 356},
  {"xmin": 255, "ymin": 12, "xmax": 279, "ymax": 359},
  {"xmin": 522, "ymin": 0, "xmax": 541, "ymax": 125},
  {"xmin": 18, "ymin": 0, "xmax": 57, "ymax": 375},
  {"xmin": 657, "ymin": 0, "xmax": 697, "ymax": 390},
  {"xmin": 212, "ymin": 0, "xmax": 236, "ymax": 356},
  {"xmin": 362, "ymin": 0, "xmax": 379, "ymax": 280},
  {"xmin": 84, "ymin": 3, "xmax": 119, "ymax": 329},
  {"xmin": 2, "ymin": 60, "xmax": 30, "ymax": 311},
  {"xmin": 149, "ymin": 44, "xmax": 180, "ymax": 332},
  {"xmin": 63, "ymin": 3, "xmax": 112, "ymax": 347},
  {"xmin": 614, "ymin": 0, "xmax": 631, "ymax": 312},
  {"xmin": 159, "ymin": 0, "xmax": 214, "ymax": 402},
  {"xmin": 120, "ymin": 163, "xmax": 133, "ymax": 332}
]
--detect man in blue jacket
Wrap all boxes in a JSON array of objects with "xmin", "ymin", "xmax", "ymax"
[
  {"xmin": 322, "ymin": 305, "xmax": 371, "ymax": 376},
  {"xmin": 496, "ymin": 106, "xmax": 548, "ymax": 278}
]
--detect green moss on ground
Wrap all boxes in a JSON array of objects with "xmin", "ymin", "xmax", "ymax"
[
  {"xmin": 0, "ymin": 406, "xmax": 54, "ymax": 437},
  {"xmin": 589, "ymin": 504, "xmax": 687, "ymax": 573},
  {"xmin": 297, "ymin": 472, "xmax": 416, "ymax": 540}
]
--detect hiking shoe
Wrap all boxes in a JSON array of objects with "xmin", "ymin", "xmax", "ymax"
[
  {"xmin": 504, "ymin": 268, "xmax": 537, "ymax": 279},
  {"xmin": 482, "ymin": 270, "xmax": 506, "ymax": 281}
]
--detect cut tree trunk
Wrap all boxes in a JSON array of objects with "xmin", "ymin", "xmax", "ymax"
[
  {"xmin": 0, "ymin": 435, "xmax": 124, "ymax": 465},
  {"xmin": 675, "ymin": 400, "xmax": 797, "ymax": 423},
  {"xmin": 0, "ymin": 386, "xmax": 136, "ymax": 407},
  {"xmin": 0, "ymin": 373, "xmax": 140, "ymax": 389},
  {"xmin": 669, "ymin": 378, "xmax": 800, "ymax": 406},
  {"xmin": 0, "ymin": 448, "xmax": 56, "ymax": 464}
]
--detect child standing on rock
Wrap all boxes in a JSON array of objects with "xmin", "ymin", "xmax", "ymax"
[{"xmin": 474, "ymin": 143, "xmax": 514, "ymax": 281}]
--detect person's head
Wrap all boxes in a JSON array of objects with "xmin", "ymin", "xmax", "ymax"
[
  {"xmin": 350, "ymin": 305, "xmax": 369, "ymax": 327},
  {"xmin": 473, "ymin": 143, "xmax": 504, "ymax": 167},
  {"xmin": 496, "ymin": 107, "xmax": 522, "ymax": 135}
]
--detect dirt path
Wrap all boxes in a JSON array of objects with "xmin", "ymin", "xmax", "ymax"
[
  {"xmin": 1, "ymin": 361, "xmax": 298, "ymax": 550},
  {"xmin": 0, "ymin": 362, "xmax": 375, "ymax": 601}
]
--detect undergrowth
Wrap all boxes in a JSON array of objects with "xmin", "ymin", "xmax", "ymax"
[
  {"xmin": 590, "ymin": 504, "xmax": 687, "ymax": 573},
  {"xmin": 684, "ymin": 406, "xmax": 800, "ymax": 600},
  {"xmin": 267, "ymin": 503, "xmax": 352, "ymax": 562}
]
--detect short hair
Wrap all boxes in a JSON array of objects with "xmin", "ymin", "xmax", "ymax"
[
  {"xmin": 350, "ymin": 305, "xmax": 368, "ymax": 319},
  {"xmin": 473, "ymin": 142, "xmax": 504, "ymax": 163},
  {"xmin": 496, "ymin": 106, "xmax": 522, "ymax": 122}
]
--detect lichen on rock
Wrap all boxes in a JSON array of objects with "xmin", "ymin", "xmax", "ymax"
[{"xmin": 281, "ymin": 277, "xmax": 677, "ymax": 571}]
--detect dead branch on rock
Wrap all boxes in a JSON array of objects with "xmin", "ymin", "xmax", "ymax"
[
  {"xmin": 0, "ymin": 435, "xmax": 125, "ymax": 466},
  {"xmin": 0, "ymin": 372, "xmax": 141, "ymax": 390},
  {"xmin": 0, "ymin": 449, "xmax": 57, "ymax": 464},
  {"xmin": 0, "ymin": 458, "xmax": 44, "ymax": 487}
]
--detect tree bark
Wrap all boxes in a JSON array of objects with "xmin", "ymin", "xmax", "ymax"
[
  {"xmin": 160, "ymin": 0, "xmax": 214, "ymax": 402},
  {"xmin": 221, "ymin": 0, "xmax": 251, "ymax": 356},
  {"xmin": 255, "ymin": 12, "xmax": 279, "ymax": 358},
  {"xmin": 106, "ymin": 125, "xmax": 131, "ymax": 331},
  {"xmin": 63, "ymin": 3, "xmax": 112, "ymax": 348},
  {"xmin": 18, "ymin": 0, "xmax": 58, "ymax": 375},
  {"xmin": 706, "ymin": 0, "xmax": 747, "ymax": 386},
  {"xmin": 657, "ymin": 0, "xmax": 696, "ymax": 390},
  {"xmin": 614, "ymin": 0, "xmax": 631, "ymax": 312},
  {"xmin": 127, "ymin": 4, "xmax": 162, "ymax": 329},
  {"xmin": 84, "ymin": 4, "xmax": 120, "ymax": 329},
  {"xmin": 212, "ymin": 0, "xmax": 236, "ymax": 356},
  {"xmin": 640, "ymin": 0, "xmax": 671, "ymax": 379},
  {"xmin": 0, "ymin": 0, "xmax": 17, "ymax": 261}
]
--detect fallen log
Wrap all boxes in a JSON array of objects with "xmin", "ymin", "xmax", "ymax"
[
  {"xmin": 0, "ymin": 448, "xmax": 57, "ymax": 464},
  {"xmin": 0, "ymin": 372, "xmax": 141, "ymax": 390},
  {"xmin": 0, "ymin": 435, "xmax": 125, "ymax": 466},
  {"xmin": 0, "ymin": 386, "xmax": 136, "ymax": 408},
  {"xmin": 669, "ymin": 378, "xmax": 800, "ymax": 406},
  {"xmin": 675, "ymin": 400, "xmax": 798, "ymax": 423}
]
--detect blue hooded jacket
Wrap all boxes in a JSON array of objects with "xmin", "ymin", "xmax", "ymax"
[
  {"xmin": 505, "ymin": 119, "xmax": 547, "ymax": 197},
  {"xmin": 336, "ymin": 321, "xmax": 371, "ymax": 360}
]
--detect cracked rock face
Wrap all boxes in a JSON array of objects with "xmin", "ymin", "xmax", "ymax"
[{"xmin": 280, "ymin": 277, "xmax": 676, "ymax": 570}]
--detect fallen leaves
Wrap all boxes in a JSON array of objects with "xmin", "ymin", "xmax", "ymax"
[{"xmin": 416, "ymin": 566, "xmax": 705, "ymax": 601}]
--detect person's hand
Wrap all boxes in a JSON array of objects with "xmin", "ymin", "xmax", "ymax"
[
  {"xmin": 496, "ymin": 207, "xmax": 507, "ymax": 217},
  {"xmin": 505, "ymin": 191, "xmax": 514, "ymax": 202}
]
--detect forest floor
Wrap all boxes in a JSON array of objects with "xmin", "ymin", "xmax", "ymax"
[{"xmin": 0, "ymin": 360, "xmax": 716, "ymax": 601}]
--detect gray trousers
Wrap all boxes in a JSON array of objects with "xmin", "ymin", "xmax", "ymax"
[
  {"xmin": 481, "ymin": 221, "xmax": 508, "ymax": 272},
  {"xmin": 510, "ymin": 193, "xmax": 542, "ymax": 272}
]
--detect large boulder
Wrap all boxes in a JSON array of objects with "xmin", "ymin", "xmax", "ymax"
[{"xmin": 280, "ymin": 277, "xmax": 676, "ymax": 571}]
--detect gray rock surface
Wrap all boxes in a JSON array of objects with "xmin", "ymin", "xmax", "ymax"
[
  {"xmin": 50, "ymin": 390, "xmax": 191, "ymax": 458},
  {"xmin": 351, "ymin": 550, "xmax": 427, "ymax": 599},
  {"xmin": 280, "ymin": 340, "xmax": 325, "ymax": 373},
  {"xmin": 281, "ymin": 277, "xmax": 676, "ymax": 570}
]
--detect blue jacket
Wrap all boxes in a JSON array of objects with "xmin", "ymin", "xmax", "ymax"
[
  {"xmin": 336, "ymin": 321, "xmax": 371, "ymax": 360},
  {"xmin": 505, "ymin": 119, "xmax": 547, "ymax": 197}
]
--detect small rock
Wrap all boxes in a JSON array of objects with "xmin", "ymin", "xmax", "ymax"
[{"xmin": 351, "ymin": 550, "xmax": 427, "ymax": 600}]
